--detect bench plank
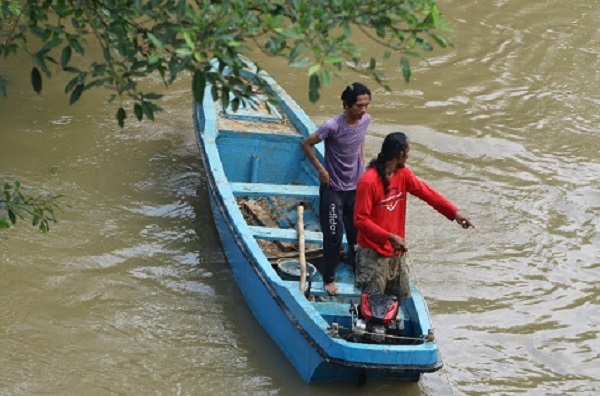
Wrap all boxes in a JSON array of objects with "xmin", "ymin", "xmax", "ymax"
[
  {"xmin": 230, "ymin": 182, "xmax": 319, "ymax": 198},
  {"xmin": 248, "ymin": 225, "xmax": 324, "ymax": 244},
  {"xmin": 307, "ymin": 281, "xmax": 362, "ymax": 298}
]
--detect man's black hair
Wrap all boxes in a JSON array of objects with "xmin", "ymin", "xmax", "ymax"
[{"xmin": 341, "ymin": 82, "xmax": 371, "ymax": 108}]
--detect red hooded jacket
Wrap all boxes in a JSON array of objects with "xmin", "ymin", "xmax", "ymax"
[{"xmin": 355, "ymin": 166, "xmax": 458, "ymax": 257}]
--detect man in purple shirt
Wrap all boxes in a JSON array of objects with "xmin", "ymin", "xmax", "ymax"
[{"xmin": 301, "ymin": 83, "xmax": 372, "ymax": 295}]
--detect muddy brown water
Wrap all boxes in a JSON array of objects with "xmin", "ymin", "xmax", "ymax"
[{"xmin": 1, "ymin": 0, "xmax": 598, "ymax": 394}]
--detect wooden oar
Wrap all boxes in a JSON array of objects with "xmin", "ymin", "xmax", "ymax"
[{"xmin": 297, "ymin": 204, "xmax": 307, "ymax": 292}]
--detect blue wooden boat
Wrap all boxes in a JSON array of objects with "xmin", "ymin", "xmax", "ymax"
[{"xmin": 193, "ymin": 65, "xmax": 442, "ymax": 383}]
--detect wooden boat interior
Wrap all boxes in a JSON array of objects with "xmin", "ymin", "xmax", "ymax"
[{"xmin": 212, "ymin": 93, "xmax": 427, "ymax": 345}]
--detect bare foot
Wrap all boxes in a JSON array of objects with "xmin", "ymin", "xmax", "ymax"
[{"xmin": 324, "ymin": 281, "xmax": 338, "ymax": 296}]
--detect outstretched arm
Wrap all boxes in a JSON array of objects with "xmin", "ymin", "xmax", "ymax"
[
  {"xmin": 407, "ymin": 173, "xmax": 458, "ymax": 220},
  {"xmin": 407, "ymin": 170, "xmax": 474, "ymax": 229}
]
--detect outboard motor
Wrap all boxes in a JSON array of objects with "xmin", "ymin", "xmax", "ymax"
[{"xmin": 350, "ymin": 291, "xmax": 404, "ymax": 343}]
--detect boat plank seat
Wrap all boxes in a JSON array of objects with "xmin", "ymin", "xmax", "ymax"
[
  {"xmin": 248, "ymin": 225, "xmax": 324, "ymax": 244},
  {"xmin": 307, "ymin": 282, "xmax": 362, "ymax": 298},
  {"xmin": 309, "ymin": 300, "xmax": 354, "ymax": 328},
  {"xmin": 249, "ymin": 226, "xmax": 347, "ymax": 245},
  {"xmin": 281, "ymin": 281, "xmax": 360, "ymax": 298},
  {"xmin": 230, "ymin": 182, "xmax": 319, "ymax": 198}
]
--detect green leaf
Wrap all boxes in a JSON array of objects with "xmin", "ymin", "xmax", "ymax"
[
  {"xmin": 431, "ymin": 5, "xmax": 441, "ymax": 26},
  {"xmin": 369, "ymin": 57, "xmax": 376, "ymax": 70},
  {"xmin": 40, "ymin": 39, "xmax": 62, "ymax": 54},
  {"xmin": 320, "ymin": 69, "xmax": 331, "ymax": 86},
  {"xmin": 116, "ymin": 107, "xmax": 126, "ymax": 128},
  {"xmin": 148, "ymin": 52, "xmax": 161, "ymax": 65},
  {"xmin": 221, "ymin": 87, "xmax": 230, "ymax": 110},
  {"xmin": 62, "ymin": 66, "xmax": 81, "ymax": 74},
  {"xmin": 143, "ymin": 93, "xmax": 163, "ymax": 100},
  {"xmin": 431, "ymin": 33, "xmax": 450, "ymax": 48},
  {"xmin": 192, "ymin": 70, "xmax": 206, "ymax": 103},
  {"xmin": 31, "ymin": 67, "xmax": 42, "ymax": 94},
  {"xmin": 175, "ymin": 47, "xmax": 193, "ymax": 56},
  {"xmin": 231, "ymin": 97, "xmax": 240, "ymax": 112},
  {"xmin": 8, "ymin": 209, "xmax": 16, "ymax": 225},
  {"xmin": 65, "ymin": 75, "xmax": 79, "ymax": 94},
  {"xmin": 325, "ymin": 56, "xmax": 343, "ymax": 64},
  {"xmin": 211, "ymin": 84, "xmax": 219, "ymax": 101},
  {"xmin": 401, "ymin": 57, "xmax": 411, "ymax": 82},
  {"xmin": 183, "ymin": 31, "xmax": 195, "ymax": 50},
  {"xmin": 308, "ymin": 64, "xmax": 320, "ymax": 76},
  {"xmin": 45, "ymin": 55, "xmax": 58, "ymax": 65},
  {"xmin": 147, "ymin": 32, "xmax": 164, "ymax": 49},
  {"xmin": 0, "ymin": 219, "xmax": 10, "ymax": 229},
  {"xmin": 134, "ymin": 103, "xmax": 143, "ymax": 121},
  {"xmin": 67, "ymin": 34, "xmax": 84, "ymax": 55},
  {"xmin": 290, "ymin": 58, "xmax": 311, "ymax": 68},
  {"xmin": 308, "ymin": 74, "xmax": 320, "ymax": 103},
  {"xmin": 33, "ymin": 52, "xmax": 51, "ymax": 77},
  {"xmin": 103, "ymin": 47, "xmax": 111, "ymax": 63},
  {"xmin": 141, "ymin": 102, "xmax": 155, "ymax": 121},
  {"xmin": 69, "ymin": 84, "xmax": 84, "ymax": 104},
  {"xmin": 416, "ymin": 39, "xmax": 433, "ymax": 51},
  {"xmin": 60, "ymin": 46, "xmax": 72, "ymax": 68},
  {"xmin": 288, "ymin": 44, "xmax": 302, "ymax": 63}
]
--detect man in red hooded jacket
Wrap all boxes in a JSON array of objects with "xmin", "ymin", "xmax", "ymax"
[{"xmin": 354, "ymin": 132, "xmax": 474, "ymax": 299}]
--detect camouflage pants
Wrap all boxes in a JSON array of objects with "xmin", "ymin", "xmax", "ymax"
[{"xmin": 355, "ymin": 246, "xmax": 410, "ymax": 299}]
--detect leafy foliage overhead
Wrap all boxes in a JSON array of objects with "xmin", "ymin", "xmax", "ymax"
[{"xmin": 1, "ymin": 0, "xmax": 451, "ymax": 125}]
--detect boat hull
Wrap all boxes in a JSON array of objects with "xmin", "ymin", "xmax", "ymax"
[
  {"xmin": 193, "ymin": 65, "xmax": 442, "ymax": 383},
  {"xmin": 197, "ymin": 135, "xmax": 435, "ymax": 383}
]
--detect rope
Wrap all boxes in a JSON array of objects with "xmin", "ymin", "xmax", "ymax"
[
  {"xmin": 437, "ymin": 348, "xmax": 456, "ymax": 396},
  {"xmin": 405, "ymin": 252, "xmax": 432, "ymax": 323},
  {"xmin": 405, "ymin": 251, "xmax": 456, "ymax": 396},
  {"xmin": 387, "ymin": 253, "xmax": 402, "ymax": 281}
]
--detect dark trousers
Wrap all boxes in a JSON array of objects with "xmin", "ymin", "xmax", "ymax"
[{"xmin": 319, "ymin": 185, "xmax": 358, "ymax": 284}]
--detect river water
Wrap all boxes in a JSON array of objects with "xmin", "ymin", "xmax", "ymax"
[{"xmin": 1, "ymin": 1, "xmax": 598, "ymax": 395}]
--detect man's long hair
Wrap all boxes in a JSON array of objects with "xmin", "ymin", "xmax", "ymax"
[{"xmin": 368, "ymin": 132, "xmax": 409, "ymax": 194}]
